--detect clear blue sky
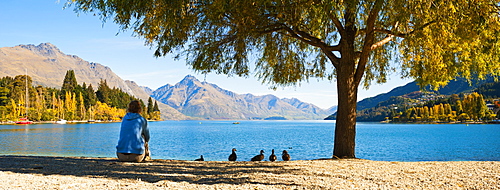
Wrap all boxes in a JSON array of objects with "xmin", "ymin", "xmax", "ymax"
[{"xmin": 0, "ymin": 0, "xmax": 412, "ymax": 109}]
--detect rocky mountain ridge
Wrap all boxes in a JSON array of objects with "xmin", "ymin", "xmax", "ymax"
[
  {"xmin": 0, "ymin": 43, "xmax": 134, "ymax": 95},
  {"xmin": 151, "ymin": 75, "xmax": 331, "ymax": 120}
]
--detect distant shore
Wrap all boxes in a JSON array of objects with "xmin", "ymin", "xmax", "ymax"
[
  {"xmin": 0, "ymin": 155, "xmax": 498, "ymax": 189},
  {"xmin": 4, "ymin": 119, "xmax": 500, "ymax": 125},
  {"xmin": 0, "ymin": 120, "xmax": 120, "ymax": 125}
]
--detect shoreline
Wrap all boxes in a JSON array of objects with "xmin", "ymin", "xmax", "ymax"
[
  {"xmin": 4, "ymin": 120, "xmax": 499, "ymax": 125},
  {"xmin": 1, "ymin": 155, "xmax": 498, "ymax": 189}
]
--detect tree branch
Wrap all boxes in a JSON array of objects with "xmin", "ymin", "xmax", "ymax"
[
  {"xmin": 355, "ymin": 0, "xmax": 383, "ymax": 86},
  {"xmin": 295, "ymin": 30, "xmax": 341, "ymax": 51},
  {"xmin": 372, "ymin": 20, "xmax": 437, "ymax": 38},
  {"xmin": 256, "ymin": 23, "xmax": 286, "ymax": 34},
  {"xmin": 280, "ymin": 25, "xmax": 341, "ymax": 53},
  {"xmin": 323, "ymin": 49, "xmax": 340, "ymax": 68},
  {"xmin": 370, "ymin": 35, "xmax": 394, "ymax": 50},
  {"xmin": 252, "ymin": 22, "xmax": 342, "ymax": 67},
  {"xmin": 327, "ymin": 11, "xmax": 345, "ymax": 37}
]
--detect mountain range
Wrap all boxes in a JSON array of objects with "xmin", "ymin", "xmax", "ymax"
[
  {"xmin": 151, "ymin": 75, "xmax": 330, "ymax": 119},
  {"xmin": 0, "ymin": 43, "xmax": 333, "ymax": 120}
]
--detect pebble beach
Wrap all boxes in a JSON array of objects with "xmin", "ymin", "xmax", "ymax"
[{"xmin": 0, "ymin": 155, "xmax": 498, "ymax": 189}]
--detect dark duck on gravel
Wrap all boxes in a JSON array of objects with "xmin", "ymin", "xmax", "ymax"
[
  {"xmin": 251, "ymin": 150, "xmax": 265, "ymax": 161},
  {"xmin": 228, "ymin": 148, "xmax": 237, "ymax": 161},
  {"xmin": 194, "ymin": 155, "xmax": 204, "ymax": 161},
  {"xmin": 282, "ymin": 150, "xmax": 291, "ymax": 161},
  {"xmin": 269, "ymin": 149, "xmax": 277, "ymax": 162}
]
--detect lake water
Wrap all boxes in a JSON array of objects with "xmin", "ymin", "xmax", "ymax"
[{"xmin": 0, "ymin": 120, "xmax": 499, "ymax": 161}]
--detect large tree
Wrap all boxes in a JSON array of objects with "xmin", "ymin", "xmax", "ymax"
[
  {"xmin": 67, "ymin": 0, "xmax": 500, "ymax": 158},
  {"xmin": 61, "ymin": 70, "xmax": 78, "ymax": 92}
]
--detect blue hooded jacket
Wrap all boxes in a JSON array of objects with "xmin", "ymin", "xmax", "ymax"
[{"xmin": 116, "ymin": 112, "xmax": 150, "ymax": 154}]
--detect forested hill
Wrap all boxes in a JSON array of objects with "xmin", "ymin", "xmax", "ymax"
[
  {"xmin": 326, "ymin": 77, "xmax": 498, "ymax": 121},
  {"xmin": 357, "ymin": 77, "xmax": 494, "ymax": 111},
  {"xmin": 356, "ymin": 81, "xmax": 420, "ymax": 111}
]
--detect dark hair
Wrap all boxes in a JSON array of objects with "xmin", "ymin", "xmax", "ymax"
[{"xmin": 127, "ymin": 100, "xmax": 142, "ymax": 113}]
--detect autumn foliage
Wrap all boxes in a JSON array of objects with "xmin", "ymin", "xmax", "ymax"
[{"xmin": 0, "ymin": 70, "xmax": 161, "ymax": 122}]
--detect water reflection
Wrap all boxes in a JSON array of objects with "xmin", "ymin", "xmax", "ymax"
[{"xmin": 0, "ymin": 125, "xmax": 79, "ymax": 133}]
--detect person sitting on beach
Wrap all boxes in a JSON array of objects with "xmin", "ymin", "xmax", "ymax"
[{"xmin": 116, "ymin": 100, "xmax": 150, "ymax": 162}]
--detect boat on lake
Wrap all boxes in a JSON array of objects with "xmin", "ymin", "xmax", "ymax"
[
  {"xmin": 55, "ymin": 119, "xmax": 67, "ymax": 124},
  {"xmin": 16, "ymin": 69, "xmax": 32, "ymax": 125},
  {"xmin": 15, "ymin": 118, "xmax": 32, "ymax": 124}
]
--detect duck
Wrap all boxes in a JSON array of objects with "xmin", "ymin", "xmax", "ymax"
[
  {"xmin": 269, "ymin": 149, "xmax": 277, "ymax": 162},
  {"xmin": 251, "ymin": 150, "xmax": 265, "ymax": 161},
  {"xmin": 194, "ymin": 155, "xmax": 204, "ymax": 161},
  {"xmin": 282, "ymin": 150, "xmax": 291, "ymax": 161},
  {"xmin": 228, "ymin": 148, "xmax": 237, "ymax": 161}
]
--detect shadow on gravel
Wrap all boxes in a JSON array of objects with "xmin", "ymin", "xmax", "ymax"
[{"xmin": 0, "ymin": 155, "xmax": 303, "ymax": 185}]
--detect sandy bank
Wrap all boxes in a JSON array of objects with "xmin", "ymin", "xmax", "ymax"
[{"xmin": 0, "ymin": 156, "xmax": 498, "ymax": 189}]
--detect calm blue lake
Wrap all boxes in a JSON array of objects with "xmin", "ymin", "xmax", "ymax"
[{"xmin": 0, "ymin": 120, "xmax": 499, "ymax": 161}]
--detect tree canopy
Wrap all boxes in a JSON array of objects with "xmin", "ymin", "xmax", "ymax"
[
  {"xmin": 62, "ymin": 70, "xmax": 78, "ymax": 95},
  {"xmin": 67, "ymin": 0, "xmax": 500, "ymax": 158}
]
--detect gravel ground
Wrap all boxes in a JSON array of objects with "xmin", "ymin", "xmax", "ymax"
[{"xmin": 0, "ymin": 155, "xmax": 498, "ymax": 189}]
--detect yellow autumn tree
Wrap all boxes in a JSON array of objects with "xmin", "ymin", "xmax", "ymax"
[
  {"xmin": 63, "ymin": 91, "xmax": 76, "ymax": 120},
  {"xmin": 77, "ymin": 92, "xmax": 86, "ymax": 120},
  {"xmin": 31, "ymin": 87, "xmax": 46, "ymax": 121},
  {"xmin": 7, "ymin": 99, "xmax": 19, "ymax": 121},
  {"xmin": 93, "ymin": 101, "xmax": 126, "ymax": 121}
]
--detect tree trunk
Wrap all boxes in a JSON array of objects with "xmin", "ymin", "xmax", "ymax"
[
  {"xmin": 330, "ymin": 7, "xmax": 361, "ymax": 158},
  {"xmin": 333, "ymin": 55, "xmax": 358, "ymax": 159}
]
